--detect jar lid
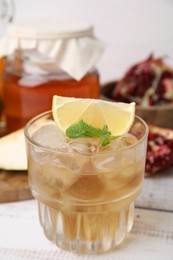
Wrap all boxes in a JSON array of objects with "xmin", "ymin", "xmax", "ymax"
[{"xmin": 0, "ymin": 19, "xmax": 104, "ymax": 80}]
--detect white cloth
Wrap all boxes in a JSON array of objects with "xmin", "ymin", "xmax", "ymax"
[{"xmin": 0, "ymin": 20, "xmax": 104, "ymax": 80}]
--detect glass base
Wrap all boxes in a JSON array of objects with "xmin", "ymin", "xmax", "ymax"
[{"xmin": 38, "ymin": 201, "xmax": 134, "ymax": 254}]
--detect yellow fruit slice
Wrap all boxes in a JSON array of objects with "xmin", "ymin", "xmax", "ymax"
[{"xmin": 52, "ymin": 95, "xmax": 135, "ymax": 136}]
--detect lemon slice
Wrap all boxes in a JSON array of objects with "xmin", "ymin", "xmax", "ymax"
[{"xmin": 52, "ymin": 95, "xmax": 135, "ymax": 136}]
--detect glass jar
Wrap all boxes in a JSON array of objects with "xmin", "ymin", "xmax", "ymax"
[
  {"xmin": 4, "ymin": 50, "xmax": 100, "ymax": 132},
  {"xmin": 0, "ymin": 0, "xmax": 14, "ymax": 129},
  {"xmin": 0, "ymin": 20, "xmax": 104, "ymax": 132}
]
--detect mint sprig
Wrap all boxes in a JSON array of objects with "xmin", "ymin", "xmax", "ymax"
[
  {"xmin": 99, "ymin": 125, "xmax": 111, "ymax": 146},
  {"xmin": 66, "ymin": 120, "xmax": 115, "ymax": 147}
]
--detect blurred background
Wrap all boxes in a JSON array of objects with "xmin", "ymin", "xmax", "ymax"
[
  {"xmin": 12, "ymin": 0, "xmax": 173, "ymax": 83},
  {"xmin": 0, "ymin": 0, "xmax": 173, "ymax": 132}
]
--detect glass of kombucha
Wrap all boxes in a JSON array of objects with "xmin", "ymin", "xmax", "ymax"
[{"xmin": 24, "ymin": 111, "xmax": 148, "ymax": 254}]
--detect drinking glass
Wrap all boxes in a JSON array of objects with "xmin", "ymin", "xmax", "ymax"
[
  {"xmin": 24, "ymin": 111, "xmax": 148, "ymax": 254},
  {"xmin": 0, "ymin": 0, "xmax": 14, "ymax": 128}
]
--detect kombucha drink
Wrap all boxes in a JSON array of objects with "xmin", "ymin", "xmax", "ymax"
[
  {"xmin": 0, "ymin": 57, "xmax": 5, "ymax": 126},
  {"xmin": 25, "ymin": 111, "xmax": 148, "ymax": 254}
]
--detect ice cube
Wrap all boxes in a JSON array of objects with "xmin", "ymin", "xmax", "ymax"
[
  {"xmin": 100, "ymin": 134, "xmax": 138, "ymax": 169},
  {"xmin": 92, "ymin": 138, "xmax": 124, "ymax": 172},
  {"xmin": 67, "ymin": 138, "xmax": 101, "ymax": 153},
  {"xmin": 103, "ymin": 134, "xmax": 137, "ymax": 152},
  {"xmin": 29, "ymin": 146, "xmax": 87, "ymax": 191},
  {"xmin": 93, "ymin": 152, "xmax": 122, "ymax": 172},
  {"xmin": 29, "ymin": 152, "xmax": 81, "ymax": 191},
  {"xmin": 63, "ymin": 175, "xmax": 105, "ymax": 201},
  {"xmin": 33, "ymin": 124, "xmax": 65, "ymax": 149},
  {"xmin": 120, "ymin": 134, "xmax": 138, "ymax": 146},
  {"xmin": 91, "ymin": 134, "xmax": 139, "ymax": 196}
]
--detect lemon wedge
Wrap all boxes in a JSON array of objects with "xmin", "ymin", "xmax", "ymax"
[{"xmin": 52, "ymin": 95, "xmax": 135, "ymax": 137}]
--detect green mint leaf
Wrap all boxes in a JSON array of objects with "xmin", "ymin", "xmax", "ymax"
[
  {"xmin": 66, "ymin": 120, "xmax": 103, "ymax": 138},
  {"xmin": 99, "ymin": 125, "xmax": 111, "ymax": 146},
  {"xmin": 66, "ymin": 120, "xmax": 116, "ymax": 147}
]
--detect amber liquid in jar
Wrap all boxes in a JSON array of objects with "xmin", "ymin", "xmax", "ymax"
[
  {"xmin": 3, "ymin": 62, "xmax": 100, "ymax": 132},
  {"xmin": 0, "ymin": 57, "xmax": 6, "ymax": 126}
]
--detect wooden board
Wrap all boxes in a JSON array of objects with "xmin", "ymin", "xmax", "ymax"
[
  {"xmin": 0, "ymin": 170, "xmax": 33, "ymax": 203},
  {"xmin": 136, "ymin": 167, "xmax": 173, "ymax": 211},
  {"xmin": 0, "ymin": 127, "xmax": 32, "ymax": 202}
]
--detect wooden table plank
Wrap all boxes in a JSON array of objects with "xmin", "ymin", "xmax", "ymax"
[
  {"xmin": 0, "ymin": 170, "xmax": 33, "ymax": 203},
  {"xmin": 0, "ymin": 200, "xmax": 173, "ymax": 259},
  {"xmin": 136, "ymin": 167, "xmax": 173, "ymax": 211}
]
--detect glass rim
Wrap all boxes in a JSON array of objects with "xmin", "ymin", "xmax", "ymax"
[{"xmin": 24, "ymin": 110, "xmax": 149, "ymax": 156}]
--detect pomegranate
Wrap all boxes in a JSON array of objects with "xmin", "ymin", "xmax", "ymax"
[
  {"xmin": 112, "ymin": 54, "xmax": 173, "ymax": 106},
  {"xmin": 145, "ymin": 126, "xmax": 173, "ymax": 176}
]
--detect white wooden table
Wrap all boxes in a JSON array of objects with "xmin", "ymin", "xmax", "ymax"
[{"xmin": 0, "ymin": 168, "xmax": 173, "ymax": 260}]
